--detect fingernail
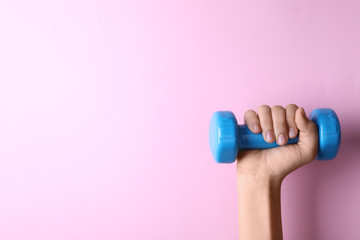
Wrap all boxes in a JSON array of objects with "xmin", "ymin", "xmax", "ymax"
[
  {"xmin": 278, "ymin": 134, "xmax": 286, "ymax": 145},
  {"xmin": 289, "ymin": 127, "xmax": 296, "ymax": 138},
  {"xmin": 253, "ymin": 124, "xmax": 261, "ymax": 132},
  {"xmin": 266, "ymin": 131, "xmax": 274, "ymax": 142}
]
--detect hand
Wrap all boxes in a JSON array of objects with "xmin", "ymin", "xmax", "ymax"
[{"xmin": 236, "ymin": 104, "xmax": 318, "ymax": 181}]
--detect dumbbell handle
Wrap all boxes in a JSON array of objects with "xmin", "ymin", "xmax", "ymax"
[{"xmin": 238, "ymin": 125, "xmax": 299, "ymax": 149}]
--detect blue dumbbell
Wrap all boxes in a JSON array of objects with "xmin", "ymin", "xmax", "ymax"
[{"xmin": 209, "ymin": 108, "xmax": 341, "ymax": 163}]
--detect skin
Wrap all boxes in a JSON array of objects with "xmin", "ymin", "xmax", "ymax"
[{"xmin": 237, "ymin": 104, "xmax": 318, "ymax": 240}]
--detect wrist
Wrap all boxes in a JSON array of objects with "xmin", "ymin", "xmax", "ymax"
[
  {"xmin": 237, "ymin": 171, "xmax": 284, "ymax": 240},
  {"xmin": 237, "ymin": 172, "xmax": 283, "ymax": 189}
]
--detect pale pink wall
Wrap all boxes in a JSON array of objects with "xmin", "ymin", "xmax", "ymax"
[{"xmin": 0, "ymin": 0, "xmax": 359, "ymax": 239}]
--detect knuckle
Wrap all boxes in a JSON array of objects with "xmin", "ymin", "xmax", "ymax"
[
  {"xmin": 285, "ymin": 103, "xmax": 298, "ymax": 110},
  {"xmin": 271, "ymin": 105, "xmax": 285, "ymax": 112},
  {"xmin": 244, "ymin": 109, "xmax": 256, "ymax": 117},
  {"xmin": 258, "ymin": 105, "xmax": 270, "ymax": 113}
]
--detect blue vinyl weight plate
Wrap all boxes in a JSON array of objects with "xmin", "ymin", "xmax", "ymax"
[
  {"xmin": 209, "ymin": 111, "xmax": 238, "ymax": 163},
  {"xmin": 309, "ymin": 108, "xmax": 341, "ymax": 160}
]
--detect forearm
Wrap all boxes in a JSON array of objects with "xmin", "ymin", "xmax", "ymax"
[{"xmin": 237, "ymin": 175, "xmax": 283, "ymax": 240}]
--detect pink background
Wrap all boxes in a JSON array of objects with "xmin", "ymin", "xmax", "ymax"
[{"xmin": 0, "ymin": 0, "xmax": 360, "ymax": 239}]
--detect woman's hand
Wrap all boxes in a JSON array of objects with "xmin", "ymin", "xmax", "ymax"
[{"xmin": 237, "ymin": 104, "xmax": 318, "ymax": 182}]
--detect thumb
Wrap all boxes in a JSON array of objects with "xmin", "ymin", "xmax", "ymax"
[{"xmin": 295, "ymin": 107, "xmax": 318, "ymax": 161}]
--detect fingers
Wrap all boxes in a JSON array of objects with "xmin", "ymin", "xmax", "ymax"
[
  {"xmin": 257, "ymin": 105, "xmax": 275, "ymax": 143},
  {"xmin": 285, "ymin": 104, "xmax": 299, "ymax": 139},
  {"xmin": 245, "ymin": 104, "xmax": 301, "ymax": 145},
  {"xmin": 271, "ymin": 105, "xmax": 288, "ymax": 145},
  {"xmin": 241, "ymin": 105, "xmax": 318, "ymax": 169},
  {"xmin": 244, "ymin": 110, "xmax": 262, "ymax": 133}
]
